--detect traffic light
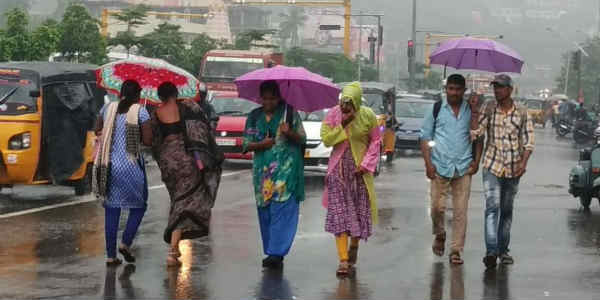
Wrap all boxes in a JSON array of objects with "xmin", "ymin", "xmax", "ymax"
[
  {"xmin": 572, "ymin": 50, "xmax": 581, "ymax": 71},
  {"xmin": 407, "ymin": 39, "xmax": 415, "ymax": 58}
]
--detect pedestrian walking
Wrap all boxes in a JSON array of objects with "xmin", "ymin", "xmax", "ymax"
[
  {"xmin": 321, "ymin": 82, "xmax": 381, "ymax": 276},
  {"xmin": 151, "ymin": 82, "xmax": 224, "ymax": 267},
  {"xmin": 242, "ymin": 80, "xmax": 306, "ymax": 270},
  {"xmin": 420, "ymin": 74, "xmax": 483, "ymax": 265},
  {"xmin": 470, "ymin": 74, "xmax": 535, "ymax": 269},
  {"xmin": 93, "ymin": 80, "xmax": 153, "ymax": 266}
]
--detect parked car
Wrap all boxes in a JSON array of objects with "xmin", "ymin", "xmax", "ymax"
[
  {"xmin": 212, "ymin": 91, "xmax": 259, "ymax": 160},
  {"xmin": 299, "ymin": 110, "xmax": 331, "ymax": 169},
  {"xmin": 395, "ymin": 98, "xmax": 436, "ymax": 151}
]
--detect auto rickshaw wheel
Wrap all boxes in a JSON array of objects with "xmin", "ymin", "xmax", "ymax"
[
  {"xmin": 75, "ymin": 164, "xmax": 93, "ymax": 196},
  {"xmin": 385, "ymin": 151, "xmax": 394, "ymax": 163},
  {"xmin": 580, "ymin": 193, "xmax": 592, "ymax": 210}
]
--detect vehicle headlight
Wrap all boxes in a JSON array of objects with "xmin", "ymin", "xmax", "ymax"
[
  {"xmin": 428, "ymin": 141, "xmax": 436, "ymax": 148},
  {"xmin": 8, "ymin": 132, "xmax": 31, "ymax": 150}
]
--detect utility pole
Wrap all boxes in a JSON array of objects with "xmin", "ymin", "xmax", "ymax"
[
  {"xmin": 376, "ymin": 16, "xmax": 382, "ymax": 81},
  {"xmin": 358, "ymin": 11, "xmax": 362, "ymax": 81},
  {"xmin": 408, "ymin": 0, "xmax": 417, "ymax": 92},
  {"xmin": 564, "ymin": 52, "xmax": 570, "ymax": 95}
]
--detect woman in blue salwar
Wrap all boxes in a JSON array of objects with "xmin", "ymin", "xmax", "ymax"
[{"xmin": 243, "ymin": 80, "xmax": 306, "ymax": 270}]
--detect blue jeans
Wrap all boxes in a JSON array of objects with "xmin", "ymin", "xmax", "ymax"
[
  {"xmin": 105, "ymin": 207, "xmax": 146, "ymax": 259},
  {"xmin": 257, "ymin": 196, "xmax": 299, "ymax": 257},
  {"xmin": 482, "ymin": 169, "xmax": 520, "ymax": 256}
]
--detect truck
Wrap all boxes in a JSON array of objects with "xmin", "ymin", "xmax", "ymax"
[{"xmin": 199, "ymin": 50, "xmax": 284, "ymax": 90}]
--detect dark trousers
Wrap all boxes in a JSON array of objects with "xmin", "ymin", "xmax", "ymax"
[{"xmin": 104, "ymin": 207, "xmax": 146, "ymax": 259}]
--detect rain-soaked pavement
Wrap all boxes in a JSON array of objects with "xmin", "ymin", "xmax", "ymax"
[{"xmin": 2, "ymin": 128, "xmax": 600, "ymax": 299}]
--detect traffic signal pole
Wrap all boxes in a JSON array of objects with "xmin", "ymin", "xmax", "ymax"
[{"xmin": 408, "ymin": 0, "xmax": 417, "ymax": 92}]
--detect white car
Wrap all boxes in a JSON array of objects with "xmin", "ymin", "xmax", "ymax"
[{"xmin": 300, "ymin": 110, "xmax": 331, "ymax": 169}]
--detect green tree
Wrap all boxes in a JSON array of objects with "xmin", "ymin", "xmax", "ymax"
[
  {"xmin": 4, "ymin": 8, "xmax": 30, "ymax": 61},
  {"xmin": 29, "ymin": 19, "xmax": 62, "ymax": 61},
  {"xmin": 0, "ymin": 31, "xmax": 15, "ymax": 62},
  {"xmin": 59, "ymin": 3, "xmax": 107, "ymax": 64},
  {"xmin": 0, "ymin": 0, "xmax": 29, "ymax": 26},
  {"xmin": 279, "ymin": 8, "xmax": 307, "ymax": 49},
  {"xmin": 555, "ymin": 36, "xmax": 600, "ymax": 106},
  {"xmin": 109, "ymin": 4, "xmax": 148, "ymax": 56},
  {"xmin": 234, "ymin": 29, "xmax": 277, "ymax": 50},
  {"xmin": 139, "ymin": 23, "xmax": 186, "ymax": 65},
  {"xmin": 284, "ymin": 47, "xmax": 377, "ymax": 82},
  {"xmin": 181, "ymin": 33, "xmax": 219, "ymax": 74}
]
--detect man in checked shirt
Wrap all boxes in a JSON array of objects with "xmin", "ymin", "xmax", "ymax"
[{"xmin": 470, "ymin": 74, "xmax": 535, "ymax": 269}]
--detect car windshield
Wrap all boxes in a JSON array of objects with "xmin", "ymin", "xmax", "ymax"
[
  {"xmin": 213, "ymin": 97, "xmax": 259, "ymax": 116},
  {"xmin": 396, "ymin": 101, "xmax": 434, "ymax": 118},
  {"xmin": 299, "ymin": 110, "xmax": 327, "ymax": 121},
  {"xmin": 363, "ymin": 93, "xmax": 384, "ymax": 115},
  {"xmin": 202, "ymin": 57, "xmax": 264, "ymax": 81},
  {"xmin": 0, "ymin": 73, "xmax": 38, "ymax": 115},
  {"xmin": 527, "ymin": 100, "xmax": 543, "ymax": 110}
]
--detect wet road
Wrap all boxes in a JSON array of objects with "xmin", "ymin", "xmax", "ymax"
[{"xmin": 2, "ymin": 128, "xmax": 600, "ymax": 299}]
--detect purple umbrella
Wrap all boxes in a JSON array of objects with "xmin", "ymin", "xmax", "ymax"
[
  {"xmin": 234, "ymin": 65, "xmax": 340, "ymax": 112},
  {"xmin": 429, "ymin": 37, "xmax": 524, "ymax": 74}
]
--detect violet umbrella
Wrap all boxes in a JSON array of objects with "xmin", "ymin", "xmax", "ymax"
[
  {"xmin": 234, "ymin": 65, "xmax": 340, "ymax": 113},
  {"xmin": 429, "ymin": 37, "xmax": 524, "ymax": 74}
]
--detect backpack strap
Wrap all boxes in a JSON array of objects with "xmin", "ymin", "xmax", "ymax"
[{"xmin": 431, "ymin": 100, "xmax": 443, "ymax": 138}]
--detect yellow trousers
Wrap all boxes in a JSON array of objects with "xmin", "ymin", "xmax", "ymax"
[{"xmin": 335, "ymin": 233, "xmax": 360, "ymax": 261}]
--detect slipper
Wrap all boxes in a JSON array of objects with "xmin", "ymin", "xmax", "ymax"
[
  {"xmin": 106, "ymin": 258, "xmax": 122, "ymax": 267},
  {"xmin": 119, "ymin": 247, "xmax": 135, "ymax": 263}
]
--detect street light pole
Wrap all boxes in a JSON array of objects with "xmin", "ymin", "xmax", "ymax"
[
  {"xmin": 408, "ymin": 0, "xmax": 417, "ymax": 92},
  {"xmin": 565, "ymin": 53, "xmax": 570, "ymax": 95}
]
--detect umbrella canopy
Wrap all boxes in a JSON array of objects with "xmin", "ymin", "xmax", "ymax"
[
  {"xmin": 234, "ymin": 65, "xmax": 340, "ymax": 112},
  {"xmin": 430, "ymin": 37, "xmax": 524, "ymax": 74},
  {"xmin": 96, "ymin": 57, "xmax": 200, "ymax": 105}
]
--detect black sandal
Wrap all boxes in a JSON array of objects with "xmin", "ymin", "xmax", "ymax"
[
  {"xmin": 106, "ymin": 258, "xmax": 122, "ymax": 267},
  {"xmin": 119, "ymin": 247, "xmax": 135, "ymax": 263}
]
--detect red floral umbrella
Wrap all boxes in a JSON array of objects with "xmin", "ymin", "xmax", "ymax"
[{"xmin": 96, "ymin": 57, "xmax": 200, "ymax": 105}]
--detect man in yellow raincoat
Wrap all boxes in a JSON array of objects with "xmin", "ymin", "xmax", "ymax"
[{"xmin": 321, "ymin": 82, "xmax": 382, "ymax": 276}]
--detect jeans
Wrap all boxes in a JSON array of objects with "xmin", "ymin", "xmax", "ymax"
[
  {"xmin": 482, "ymin": 169, "xmax": 520, "ymax": 256},
  {"xmin": 105, "ymin": 207, "xmax": 146, "ymax": 259}
]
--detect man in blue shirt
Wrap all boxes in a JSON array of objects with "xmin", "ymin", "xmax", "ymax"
[{"xmin": 419, "ymin": 74, "xmax": 483, "ymax": 265}]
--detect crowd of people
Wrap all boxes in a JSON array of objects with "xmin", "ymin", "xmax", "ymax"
[{"xmin": 93, "ymin": 74, "xmax": 534, "ymax": 275}]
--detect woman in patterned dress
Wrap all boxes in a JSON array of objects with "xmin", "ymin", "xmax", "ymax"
[
  {"xmin": 242, "ymin": 80, "xmax": 306, "ymax": 270},
  {"xmin": 151, "ymin": 82, "xmax": 223, "ymax": 267},
  {"xmin": 321, "ymin": 82, "xmax": 381, "ymax": 276},
  {"xmin": 94, "ymin": 80, "xmax": 153, "ymax": 266}
]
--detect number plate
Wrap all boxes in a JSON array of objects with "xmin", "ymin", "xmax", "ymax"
[
  {"xmin": 305, "ymin": 150, "xmax": 310, "ymax": 158},
  {"xmin": 216, "ymin": 138, "xmax": 236, "ymax": 146}
]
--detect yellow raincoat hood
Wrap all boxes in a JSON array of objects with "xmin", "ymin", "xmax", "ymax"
[{"xmin": 341, "ymin": 81, "xmax": 363, "ymax": 110}]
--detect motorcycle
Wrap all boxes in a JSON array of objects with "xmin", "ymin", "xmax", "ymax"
[
  {"xmin": 556, "ymin": 119, "xmax": 573, "ymax": 137},
  {"xmin": 569, "ymin": 127, "xmax": 600, "ymax": 209}
]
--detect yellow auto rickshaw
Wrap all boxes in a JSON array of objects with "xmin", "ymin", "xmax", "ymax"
[
  {"xmin": 358, "ymin": 82, "xmax": 398, "ymax": 163},
  {"xmin": 0, "ymin": 62, "xmax": 104, "ymax": 195},
  {"xmin": 525, "ymin": 98, "xmax": 546, "ymax": 128}
]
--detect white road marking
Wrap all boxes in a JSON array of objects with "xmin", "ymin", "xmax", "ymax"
[
  {"xmin": 0, "ymin": 170, "xmax": 251, "ymax": 219},
  {"xmin": 148, "ymin": 170, "xmax": 250, "ymax": 191},
  {"xmin": 0, "ymin": 196, "xmax": 96, "ymax": 219}
]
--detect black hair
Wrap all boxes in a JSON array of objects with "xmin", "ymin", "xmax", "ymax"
[
  {"xmin": 118, "ymin": 80, "xmax": 141, "ymax": 113},
  {"xmin": 157, "ymin": 82, "xmax": 178, "ymax": 102},
  {"xmin": 446, "ymin": 74, "xmax": 466, "ymax": 88},
  {"xmin": 259, "ymin": 80, "xmax": 281, "ymax": 99},
  {"xmin": 120, "ymin": 80, "xmax": 141, "ymax": 102}
]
